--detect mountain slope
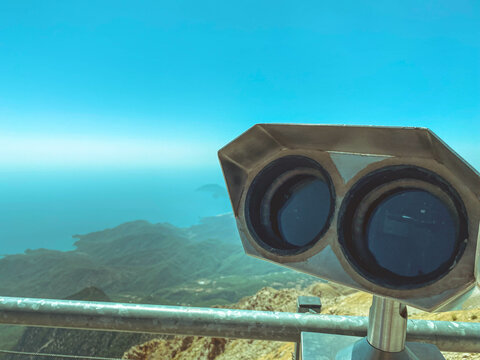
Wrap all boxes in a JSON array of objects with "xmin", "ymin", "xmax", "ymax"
[
  {"xmin": 0, "ymin": 215, "xmax": 312, "ymax": 304},
  {"xmin": 7, "ymin": 287, "xmax": 159, "ymax": 360},
  {"xmin": 0, "ymin": 214, "xmax": 317, "ymax": 356},
  {"xmin": 122, "ymin": 283, "xmax": 480, "ymax": 360}
]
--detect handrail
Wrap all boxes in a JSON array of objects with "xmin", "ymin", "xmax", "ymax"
[{"xmin": 0, "ymin": 296, "xmax": 479, "ymax": 353}]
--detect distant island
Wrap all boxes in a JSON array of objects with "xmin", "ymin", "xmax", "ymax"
[{"xmin": 196, "ymin": 184, "xmax": 228, "ymax": 199}]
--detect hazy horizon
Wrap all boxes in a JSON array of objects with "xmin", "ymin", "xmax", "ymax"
[{"xmin": 0, "ymin": 167, "xmax": 232, "ymax": 255}]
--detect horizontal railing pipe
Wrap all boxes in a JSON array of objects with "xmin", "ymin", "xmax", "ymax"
[{"xmin": 0, "ymin": 296, "xmax": 479, "ymax": 353}]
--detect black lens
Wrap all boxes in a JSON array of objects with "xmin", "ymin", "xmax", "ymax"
[
  {"xmin": 271, "ymin": 176, "xmax": 331, "ymax": 247},
  {"xmin": 246, "ymin": 156, "xmax": 335, "ymax": 254},
  {"xmin": 366, "ymin": 190, "xmax": 457, "ymax": 278},
  {"xmin": 338, "ymin": 165, "xmax": 468, "ymax": 289}
]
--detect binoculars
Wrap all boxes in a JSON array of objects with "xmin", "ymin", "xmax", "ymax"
[{"xmin": 219, "ymin": 124, "xmax": 480, "ymax": 359}]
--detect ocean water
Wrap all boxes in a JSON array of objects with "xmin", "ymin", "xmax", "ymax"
[{"xmin": 0, "ymin": 168, "xmax": 231, "ymax": 255}]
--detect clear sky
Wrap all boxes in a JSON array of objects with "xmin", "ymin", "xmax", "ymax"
[{"xmin": 0, "ymin": 0, "xmax": 479, "ymax": 170}]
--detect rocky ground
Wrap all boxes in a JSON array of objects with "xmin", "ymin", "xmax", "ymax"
[{"xmin": 122, "ymin": 283, "xmax": 480, "ymax": 360}]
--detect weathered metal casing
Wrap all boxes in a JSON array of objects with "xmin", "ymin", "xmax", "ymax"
[{"xmin": 218, "ymin": 124, "xmax": 480, "ymax": 312}]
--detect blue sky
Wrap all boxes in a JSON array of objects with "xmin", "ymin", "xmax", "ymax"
[{"xmin": 0, "ymin": 0, "xmax": 479, "ymax": 170}]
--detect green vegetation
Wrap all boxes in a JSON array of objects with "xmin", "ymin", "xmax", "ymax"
[
  {"xmin": 0, "ymin": 216, "xmax": 298, "ymax": 300},
  {"xmin": 0, "ymin": 214, "xmax": 317, "ymax": 357}
]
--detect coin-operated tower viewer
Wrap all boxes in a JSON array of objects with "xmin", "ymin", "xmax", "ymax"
[{"xmin": 218, "ymin": 124, "xmax": 480, "ymax": 360}]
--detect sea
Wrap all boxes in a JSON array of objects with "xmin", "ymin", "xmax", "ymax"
[{"xmin": 0, "ymin": 167, "xmax": 232, "ymax": 256}]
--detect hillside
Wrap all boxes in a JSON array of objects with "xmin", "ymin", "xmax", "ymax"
[
  {"xmin": 5, "ymin": 287, "xmax": 159, "ymax": 360},
  {"xmin": 0, "ymin": 214, "xmax": 317, "ymax": 356},
  {"xmin": 0, "ymin": 214, "xmax": 315, "ymax": 305},
  {"xmin": 122, "ymin": 283, "xmax": 480, "ymax": 360}
]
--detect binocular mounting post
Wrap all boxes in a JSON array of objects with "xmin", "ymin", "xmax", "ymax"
[
  {"xmin": 367, "ymin": 296, "xmax": 408, "ymax": 353},
  {"xmin": 300, "ymin": 295, "xmax": 446, "ymax": 359}
]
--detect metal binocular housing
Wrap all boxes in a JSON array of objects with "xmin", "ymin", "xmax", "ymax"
[{"xmin": 218, "ymin": 124, "xmax": 480, "ymax": 312}]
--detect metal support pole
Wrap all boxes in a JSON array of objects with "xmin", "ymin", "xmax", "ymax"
[
  {"xmin": 0, "ymin": 296, "xmax": 479, "ymax": 353},
  {"xmin": 367, "ymin": 296, "xmax": 407, "ymax": 352}
]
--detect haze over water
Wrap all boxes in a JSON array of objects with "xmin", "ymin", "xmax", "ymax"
[{"xmin": 0, "ymin": 168, "xmax": 231, "ymax": 255}]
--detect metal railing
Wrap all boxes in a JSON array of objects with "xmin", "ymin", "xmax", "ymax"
[{"xmin": 1, "ymin": 296, "xmax": 479, "ymax": 353}]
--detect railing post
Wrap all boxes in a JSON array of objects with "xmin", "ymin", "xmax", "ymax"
[{"xmin": 294, "ymin": 296, "xmax": 322, "ymax": 360}]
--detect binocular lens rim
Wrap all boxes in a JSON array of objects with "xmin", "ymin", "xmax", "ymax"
[
  {"xmin": 338, "ymin": 165, "xmax": 468, "ymax": 289},
  {"xmin": 245, "ymin": 155, "xmax": 336, "ymax": 255}
]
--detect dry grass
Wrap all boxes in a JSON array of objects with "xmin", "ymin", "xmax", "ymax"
[{"xmin": 123, "ymin": 283, "xmax": 480, "ymax": 360}]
